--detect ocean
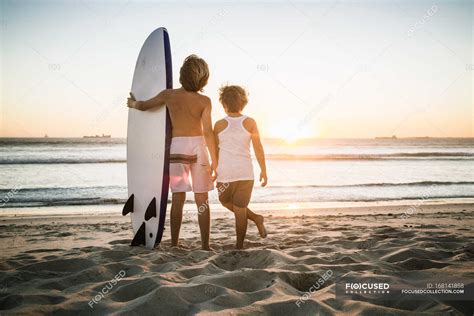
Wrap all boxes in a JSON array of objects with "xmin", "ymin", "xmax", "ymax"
[{"xmin": 1, "ymin": 137, "xmax": 473, "ymax": 211}]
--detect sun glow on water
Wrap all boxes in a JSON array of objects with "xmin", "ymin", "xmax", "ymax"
[{"xmin": 288, "ymin": 203, "xmax": 299, "ymax": 210}]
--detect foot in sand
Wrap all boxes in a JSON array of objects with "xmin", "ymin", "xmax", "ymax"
[{"xmin": 254, "ymin": 215, "xmax": 267, "ymax": 238}]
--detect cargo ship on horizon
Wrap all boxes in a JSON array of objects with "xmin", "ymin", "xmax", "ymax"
[{"xmin": 83, "ymin": 134, "xmax": 111, "ymax": 139}]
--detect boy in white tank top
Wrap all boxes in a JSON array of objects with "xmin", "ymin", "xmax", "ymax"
[{"xmin": 214, "ymin": 85, "xmax": 268, "ymax": 249}]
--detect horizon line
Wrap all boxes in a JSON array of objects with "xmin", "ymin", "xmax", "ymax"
[{"xmin": 1, "ymin": 136, "xmax": 473, "ymax": 140}]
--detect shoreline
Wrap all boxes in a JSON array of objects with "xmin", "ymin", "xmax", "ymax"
[
  {"xmin": 1, "ymin": 198, "xmax": 473, "ymax": 217},
  {"xmin": 1, "ymin": 201, "xmax": 472, "ymax": 256}
]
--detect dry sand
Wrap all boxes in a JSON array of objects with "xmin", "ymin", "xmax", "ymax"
[{"xmin": 0, "ymin": 203, "xmax": 473, "ymax": 315}]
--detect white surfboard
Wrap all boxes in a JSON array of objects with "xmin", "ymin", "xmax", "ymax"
[{"xmin": 123, "ymin": 28, "xmax": 172, "ymax": 249}]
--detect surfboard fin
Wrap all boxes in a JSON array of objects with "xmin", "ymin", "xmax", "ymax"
[
  {"xmin": 144, "ymin": 197, "xmax": 157, "ymax": 221},
  {"xmin": 130, "ymin": 222, "xmax": 146, "ymax": 246},
  {"xmin": 122, "ymin": 194, "xmax": 134, "ymax": 216}
]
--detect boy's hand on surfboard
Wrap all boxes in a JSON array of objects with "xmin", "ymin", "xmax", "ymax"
[
  {"xmin": 260, "ymin": 171, "xmax": 268, "ymax": 187},
  {"xmin": 127, "ymin": 92, "xmax": 138, "ymax": 109}
]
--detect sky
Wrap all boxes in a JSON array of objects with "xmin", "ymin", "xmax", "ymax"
[{"xmin": 0, "ymin": 0, "xmax": 472, "ymax": 139}]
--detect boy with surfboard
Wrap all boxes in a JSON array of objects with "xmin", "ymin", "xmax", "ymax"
[
  {"xmin": 214, "ymin": 85, "xmax": 268, "ymax": 249},
  {"xmin": 128, "ymin": 55, "xmax": 217, "ymax": 251}
]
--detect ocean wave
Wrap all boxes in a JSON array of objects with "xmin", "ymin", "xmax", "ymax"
[
  {"xmin": 269, "ymin": 181, "xmax": 474, "ymax": 189},
  {"xmin": 0, "ymin": 186, "xmax": 123, "ymax": 193},
  {"xmin": 0, "ymin": 159, "xmax": 126, "ymax": 165},
  {"xmin": 2, "ymin": 181, "xmax": 472, "ymax": 193},
  {"xmin": 0, "ymin": 138, "xmax": 126, "ymax": 146},
  {"xmin": 266, "ymin": 152, "xmax": 474, "ymax": 161},
  {"xmin": 1, "ymin": 182, "xmax": 474, "ymax": 208},
  {"xmin": 1, "ymin": 152, "xmax": 473, "ymax": 165},
  {"xmin": 0, "ymin": 186, "xmax": 127, "ymax": 208},
  {"xmin": 1, "ymin": 198, "xmax": 127, "ymax": 208},
  {"xmin": 1, "ymin": 182, "xmax": 472, "ymax": 195},
  {"xmin": 2, "ymin": 195, "xmax": 474, "ymax": 208}
]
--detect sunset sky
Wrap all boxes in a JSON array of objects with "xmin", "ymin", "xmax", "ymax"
[{"xmin": 1, "ymin": 0, "xmax": 472, "ymax": 138}]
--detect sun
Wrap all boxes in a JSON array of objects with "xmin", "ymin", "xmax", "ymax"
[
  {"xmin": 281, "ymin": 130, "xmax": 304, "ymax": 144},
  {"xmin": 267, "ymin": 119, "xmax": 318, "ymax": 143}
]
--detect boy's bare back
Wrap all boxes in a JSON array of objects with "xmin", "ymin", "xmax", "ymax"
[{"xmin": 164, "ymin": 88, "xmax": 211, "ymax": 138}]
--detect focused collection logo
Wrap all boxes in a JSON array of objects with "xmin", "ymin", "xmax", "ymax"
[
  {"xmin": 336, "ymin": 277, "xmax": 472, "ymax": 301},
  {"xmin": 344, "ymin": 282, "xmax": 390, "ymax": 294}
]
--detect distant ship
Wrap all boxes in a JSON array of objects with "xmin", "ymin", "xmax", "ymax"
[
  {"xmin": 83, "ymin": 134, "xmax": 111, "ymax": 139},
  {"xmin": 375, "ymin": 135, "xmax": 397, "ymax": 140}
]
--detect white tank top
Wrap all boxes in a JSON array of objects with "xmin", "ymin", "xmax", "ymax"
[{"xmin": 217, "ymin": 115, "xmax": 254, "ymax": 182}]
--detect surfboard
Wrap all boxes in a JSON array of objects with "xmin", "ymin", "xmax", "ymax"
[{"xmin": 123, "ymin": 28, "xmax": 172, "ymax": 249}]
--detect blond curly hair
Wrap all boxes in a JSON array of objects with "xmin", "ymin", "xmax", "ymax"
[{"xmin": 219, "ymin": 85, "xmax": 248, "ymax": 112}]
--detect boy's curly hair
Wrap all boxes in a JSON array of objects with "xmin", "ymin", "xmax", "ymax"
[
  {"xmin": 179, "ymin": 55, "xmax": 209, "ymax": 92},
  {"xmin": 219, "ymin": 85, "xmax": 248, "ymax": 113}
]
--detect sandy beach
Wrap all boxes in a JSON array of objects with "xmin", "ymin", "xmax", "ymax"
[{"xmin": 1, "ymin": 202, "xmax": 473, "ymax": 315}]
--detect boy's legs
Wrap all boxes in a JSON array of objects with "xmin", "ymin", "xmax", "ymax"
[
  {"xmin": 169, "ymin": 137, "xmax": 195, "ymax": 248},
  {"xmin": 189, "ymin": 141, "xmax": 214, "ymax": 251},
  {"xmin": 194, "ymin": 192, "xmax": 211, "ymax": 250},
  {"xmin": 221, "ymin": 202, "xmax": 257, "ymax": 220},
  {"xmin": 220, "ymin": 202, "xmax": 266, "ymax": 238},
  {"xmin": 234, "ymin": 206, "xmax": 247, "ymax": 249},
  {"xmin": 217, "ymin": 180, "xmax": 263, "ymax": 248},
  {"xmin": 171, "ymin": 192, "xmax": 186, "ymax": 247}
]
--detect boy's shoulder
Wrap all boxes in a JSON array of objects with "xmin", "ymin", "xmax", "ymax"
[
  {"xmin": 243, "ymin": 115, "xmax": 255, "ymax": 123},
  {"xmin": 192, "ymin": 92, "xmax": 211, "ymax": 108},
  {"xmin": 214, "ymin": 118, "xmax": 227, "ymax": 130},
  {"xmin": 242, "ymin": 116, "xmax": 257, "ymax": 133},
  {"xmin": 243, "ymin": 115, "xmax": 256, "ymax": 126},
  {"xmin": 199, "ymin": 94, "xmax": 212, "ymax": 105},
  {"xmin": 169, "ymin": 89, "xmax": 211, "ymax": 102}
]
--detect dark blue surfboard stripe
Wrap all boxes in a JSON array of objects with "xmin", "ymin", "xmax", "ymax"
[{"xmin": 156, "ymin": 28, "xmax": 172, "ymax": 246}]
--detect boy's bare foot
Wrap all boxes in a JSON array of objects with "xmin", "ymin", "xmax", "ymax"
[
  {"xmin": 201, "ymin": 245, "xmax": 214, "ymax": 251},
  {"xmin": 255, "ymin": 215, "xmax": 267, "ymax": 238}
]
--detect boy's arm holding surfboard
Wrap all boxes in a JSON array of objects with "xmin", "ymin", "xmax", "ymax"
[{"xmin": 127, "ymin": 90, "xmax": 169, "ymax": 111}]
